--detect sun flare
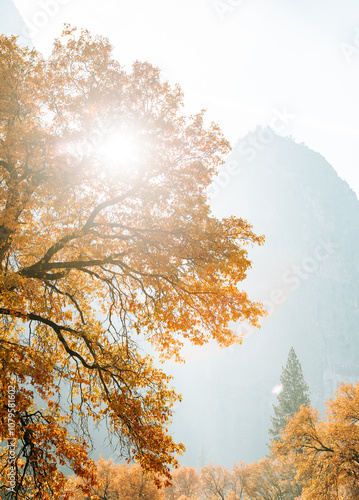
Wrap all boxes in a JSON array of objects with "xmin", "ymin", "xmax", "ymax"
[{"xmin": 101, "ymin": 131, "xmax": 138, "ymax": 165}]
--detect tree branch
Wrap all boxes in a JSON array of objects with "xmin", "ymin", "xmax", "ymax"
[
  {"xmin": 20, "ymin": 252, "xmax": 131, "ymax": 279},
  {"xmin": 0, "ymin": 307, "xmax": 99, "ymax": 370}
]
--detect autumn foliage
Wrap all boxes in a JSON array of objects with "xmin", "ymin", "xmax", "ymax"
[
  {"xmin": 68, "ymin": 457, "xmax": 165, "ymax": 499},
  {"xmin": 0, "ymin": 26, "xmax": 264, "ymax": 497},
  {"xmin": 164, "ymin": 465, "xmax": 201, "ymax": 499},
  {"xmin": 273, "ymin": 382, "xmax": 359, "ymax": 499},
  {"xmin": 69, "ymin": 458, "xmax": 300, "ymax": 500},
  {"xmin": 239, "ymin": 458, "xmax": 301, "ymax": 499},
  {"xmin": 71, "ymin": 460, "xmax": 244, "ymax": 500},
  {"xmin": 73, "ymin": 385, "xmax": 359, "ymax": 500}
]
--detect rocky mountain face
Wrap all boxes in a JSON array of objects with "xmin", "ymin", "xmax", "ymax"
[
  {"xmin": 167, "ymin": 130, "xmax": 359, "ymax": 466},
  {"xmin": 1, "ymin": 0, "xmax": 32, "ymax": 46}
]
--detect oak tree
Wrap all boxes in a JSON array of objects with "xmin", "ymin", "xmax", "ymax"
[
  {"xmin": 200, "ymin": 464, "xmax": 244, "ymax": 500},
  {"xmin": 69, "ymin": 457, "xmax": 165, "ymax": 499},
  {"xmin": 240, "ymin": 458, "xmax": 301, "ymax": 500},
  {"xmin": 164, "ymin": 466, "xmax": 201, "ymax": 500},
  {"xmin": 273, "ymin": 382, "xmax": 359, "ymax": 499},
  {"xmin": 0, "ymin": 27, "xmax": 264, "ymax": 497}
]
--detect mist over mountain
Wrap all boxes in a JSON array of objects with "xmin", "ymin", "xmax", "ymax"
[
  {"xmin": 1, "ymin": 2, "xmax": 358, "ymax": 465},
  {"xmin": 167, "ymin": 130, "xmax": 359, "ymax": 466},
  {"xmin": 1, "ymin": 0, "xmax": 32, "ymax": 46}
]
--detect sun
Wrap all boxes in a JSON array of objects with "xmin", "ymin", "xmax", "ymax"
[{"xmin": 100, "ymin": 131, "xmax": 138, "ymax": 166}]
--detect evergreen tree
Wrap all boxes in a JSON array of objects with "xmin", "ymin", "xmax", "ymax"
[{"xmin": 269, "ymin": 347, "xmax": 310, "ymax": 441}]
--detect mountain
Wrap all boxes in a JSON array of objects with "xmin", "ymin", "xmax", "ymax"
[
  {"xmin": 0, "ymin": 0, "xmax": 32, "ymax": 46},
  {"xmin": 167, "ymin": 129, "xmax": 359, "ymax": 466}
]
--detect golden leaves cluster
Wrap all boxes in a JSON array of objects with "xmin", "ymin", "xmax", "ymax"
[
  {"xmin": 273, "ymin": 382, "xmax": 359, "ymax": 499},
  {"xmin": 0, "ymin": 26, "xmax": 264, "ymax": 495}
]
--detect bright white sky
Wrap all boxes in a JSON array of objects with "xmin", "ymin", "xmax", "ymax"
[{"xmin": 14, "ymin": 0, "xmax": 359, "ymax": 196}]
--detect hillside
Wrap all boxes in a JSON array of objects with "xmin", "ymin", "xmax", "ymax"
[{"xmin": 168, "ymin": 130, "xmax": 359, "ymax": 465}]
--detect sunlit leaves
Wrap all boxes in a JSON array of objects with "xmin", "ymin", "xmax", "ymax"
[
  {"xmin": 0, "ymin": 27, "xmax": 264, "ymax": 496},
  {"xmin": 272, "ymin": 382, "xmax": 359, "ymax": 499},
  {"xmin": 69, "ymin": 457, "xmax": 166, "ymax": 499}
]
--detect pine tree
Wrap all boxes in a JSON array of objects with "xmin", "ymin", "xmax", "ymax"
[{"xmin": 269, "ymin": 347, "xmax": 310, "ymax": 442}]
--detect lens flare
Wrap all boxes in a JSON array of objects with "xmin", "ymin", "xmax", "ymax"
[
  {"xmin": 101, "ymin": 132, "xmax": 137, "ymax": 164},
  {"xmin": 271, "ymin": 383, "xmax": 283, "ymax": 395}
]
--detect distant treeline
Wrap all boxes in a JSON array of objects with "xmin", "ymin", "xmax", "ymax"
[{"xmin": 69, "ymin": 381, "xmax": 359, "ymax": 500}]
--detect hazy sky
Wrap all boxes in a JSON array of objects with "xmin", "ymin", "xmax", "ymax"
[{"xmin": 13, "ymin": 0, "xmax": 359, "ymax": 196}]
